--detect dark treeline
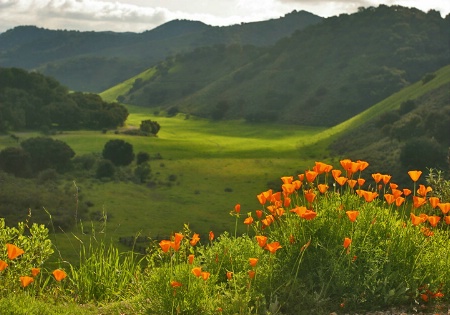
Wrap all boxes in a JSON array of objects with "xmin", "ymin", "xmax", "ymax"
[{"xmin": 0, "ymin": 67, "xmax": 128, "ymax": 131}]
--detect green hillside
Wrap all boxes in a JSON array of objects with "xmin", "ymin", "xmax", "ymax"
[{"xmin": 116, "ymin": 5, "xmax": 450, "ymax": 127}]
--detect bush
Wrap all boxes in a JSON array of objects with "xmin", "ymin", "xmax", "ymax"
[
  {"xmin": 96, "ymin": 159, "xmax": 115, "ymax": 179},
  {"xmin": 102, "ymin": 139, "xmax": 134, "ymax": 166}
]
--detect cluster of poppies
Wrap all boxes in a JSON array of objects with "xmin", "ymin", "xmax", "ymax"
[{"xmin": 0, "ymin": 243, "xmax": 67, "ymax": 288}]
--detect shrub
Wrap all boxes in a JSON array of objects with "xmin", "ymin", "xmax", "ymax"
[
  {"xmin": 102, "ymin": 139, "xmax": 134, "ymax": 166},
  {"xmin": 96, "ymin": 159, "xmax": 115, "ymax": 179}
]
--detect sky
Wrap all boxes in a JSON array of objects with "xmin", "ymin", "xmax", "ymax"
[{"xmin": 0, "ymin": 0, "xmax": 449, "ymax": 34}]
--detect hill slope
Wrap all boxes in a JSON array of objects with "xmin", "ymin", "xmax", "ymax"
[
  {"xmin": 114, "ymin": 5, "xmax": 450, "ymax": 127},
  {"xmin": 0, "ymin": 11, "xmax": 322, "ymax": 92}
]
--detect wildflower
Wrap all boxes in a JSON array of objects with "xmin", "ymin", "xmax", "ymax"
[
  {"xmin": 290, "ymin": 206, "xmax": 307, "ymax": 216},
  {"xmin": 282, "ymin": 183, "xmax": 295, "ymax": 195},
  {"xmin": 243, "ymin": 216, "xmax": 254, "ymax": 225},
  {"xmin": 391, "ymin": 188, "xmax": 403, "ymax": 199},
  {"xmin": 159, "ymin": 240, "xmax": 172, "ymax": 253},
  {"xmin": 445, "ymin": 216, "xmax": 450, "ymax": 225},
  {"xmin": 201, "ymin": 272, "xmax": 210, "ymax": 281},
  {"xmin": 335, "ymin": 176, "xmax": 347, "ymax": 186},
  {"xmin": 31, "ymin": 268, "xmax": 40, "ymax": 277},
  {"xmin": 248, "ymin": 270, "xmax": 256, "ymax": 279},
  {"xmin": 301, "ymin": 209, "xmax": 317, "ymax": 220},
  {"xmin": 361, "ymin": 190, "xmax": 378, "ymax": 202},
  {"xmin": 395, "ymin": 197, "xmax": 405, "ymax": 207},
  {"xmin": 389, "ymin": 183, "xmax": 398, "ymax": 190},
  {"xmin": 304, "ymin": 190, "xmax": 316, "ymax": 203},
  {"xmin": 314, "ymin": 161, "xmax": 333, "ymax": 173},
  {"xmin": 427, "ymin": 215, "xmax": 441, "ymax": 227},
  {"xmin": 410, "ymin": 213, "xmax": 426, "ymax": 226},
  {"xmin": 408, "ymin": 170, "xmax": 422, "ymax": 182},
  {"xmin": 340, "ymin": 159, "xmax": 352, "ymax": 174},
  {"xmin": 249, "ymin": 258, "xmax": 258, "ymax": 267},
  {"xmin": 357, "ymin": 160, "xmax": 369, "ymax": 171},
  {"xmin": 52, "ymin": 269, "xmax": 67, "ymax": 281},
  {"xmin": 281, "ymin": 176, "xmax": 293, "ymax": 184},
  {"xmin": 298, "ymin": 174, "xmax": 305, "ymax": 181},
  {"xmin": 343, "ymin": 237, "xmax": 352, "ymax": 249},
  {"xmin": 429, "ymin": 197, "xmax": 440, "ymax": 209},
  {"xmin": 283, "ymin": 197, "xmax": 291, "ymax": 208},
  {"xmin": 437, "ymin": 203, "xmax": 450, "ymax": 214},
  {"xmin": 384, "ymin": 194, "xmax": 396, "ymax": 205},
  {"xmin": 257, "ymin": 193, "xmax": 266, "ymax": 205},
  {"xmin": 347, "ymin": 180, "xmax": 357, "ymax": 189},
  {"xmin": 417, "ymin": 185, "xmax": 432, "ymax": 197},
  {"xmin": 332, "ymin": 169, "xmax": 342, "ymax": 180},
  {"xmin": 265, "ymin": 242, "xmax": 282, "ymax": 254},
  {"xmin": 372, "ymin": 173, "xmax": 383, "ymax": 184},
  {"xmin": 234, "ymin": 204, "xmax": 241, "ymax": 214},
  {"xmin": 6, "ymin": 244, "xmax": 24, "ymax": 260},
  {"xmin": 190, "ymin": 233, "xmax": 200, "ymax": 246},
  {"xmin": 403, "ymin": 188, "xmax": 412, "ymax": 197},
  {"xmin": 20, "ymin": 276, "xmax": 34, "ymax": 288},
  {"xmin": 170, "ymin": 281, "xmax": 182, "ymax": 288},
  {"xmin": 226, "ymin": 271, "xmax": 233, "ymax": 280},
  {"xmin": 421, "ymin": 227, "xmax": 434, "ymax": 237},
  {"xmin": 413, "ymin": 196, "xmax": 427, "ymax": 208},
  {"xmin": 209, "ymin": 231, "xmax": 214, "ymax": 241},
  {"xmin": 292, "ymin": 180, "xmax": 302, "ymax": 190},
  {"xmin": 357, "ymin": 178, "xmax": 365, "ymax": 186},
  {"xmin": 346, "ymin": 211, "xmax": 359, "ymax": 222},
  {"xmin": 192, "ymin": 267, "xmax": 202, "ymax": 277},
  {"xmin": 305, "ymin": 170, "xmax": 318, "ymax": 182},
  {"xmin": 256, "ymin": 235, "xmax": 267, "ymax": 248},
  {"xmin": 171, "ymin": 233, "xmax": 184, "ymax": 251},
  {"xmin": 382, "ymin": 174, "xmax": 391, "ymax": 185},
  {"xmin": 188, "ymin": 254, "xmax": 194, "ymax": 265},
  {"xmin": 255, "ymin": 210, "xmax": 263, "ymax": 219},
  {"xmin": 0, "ymin": 260, "xmax": 8, "ymax": 271}
]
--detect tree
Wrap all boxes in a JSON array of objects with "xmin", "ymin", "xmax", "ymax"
[
  {"xmin": 134, "ymin": 162, "xmax": 151, "ymax": 183},
  {"xmin": 136, "ymin": 152, "xmax": 150, "ymax": 165},
  {"xmin": 96, "ymin": 159, "xmax": 115, "ymax": 178},
  {"xmin": 140, "ymin": 120, "xmax": 160, "ymax": 135},
  {"xmin": 400, "ymin": 137, "xmax": 447, "ymax": 170},
  {"xmin": 102, "ymin": 139, "xmax": 134, "ymax": 166},
  {"xmin": 20, "ymin": 137, "xmax": 75, "ymax": 173}
]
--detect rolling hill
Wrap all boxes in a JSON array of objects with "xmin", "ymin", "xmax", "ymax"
[
  {"xmin": 110, "ymin": 5, "xmax": 450, "ymax": 127},
  {"xmin": 0, "ymin": 10, "xmax": 322, "ymax": 92}
]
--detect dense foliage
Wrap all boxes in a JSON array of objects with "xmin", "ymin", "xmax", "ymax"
[{"xmin": 0, "ymin": 68, "xmax": 128, "ymax": 131}]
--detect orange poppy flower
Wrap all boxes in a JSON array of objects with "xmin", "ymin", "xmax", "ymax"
[
  {"xmin": 304, "ymin": 190, "xmax": 316, "ymax": 203},
  {"xmin": 357, "ymin": 178, "xmax": 365, "ymax": 187},
  {"xmin": 305, "ymin": 170, "xmax": 318, "ymax": 183},
  {"xmin": 427, "ymin": 215, "xmax": 441, "ymax": 227},
  {"xmin": 362, "ymin": 190, "xmax": 378, "ymax": 202},
  {"xmin": 384, "ymin": 194, "xmax": 395, "ymax": 205},
  {"xmin": 343, "ymin": 237, "xmax": 352, "ymax": 249},
  {"xmin": 340, "ymin": 159, "xmax": 352, "ymax": 172},
  {"xmin": 290, "ymin": 206, "xmax": 307, "ymax": 216},
  {"xmin": 347, "ymin": 180, "xmax": 357, "ymax": 189},
  {"xmin": 357, "ymin": 160, "xmax": 369, "ymax": 171},
  {"xmin": 270, "ymin": 192, "xmax": 281, "ymax": 203},
  {"xmin": 248, "ymin": 270, "xmax": 256, "ymax": 279},
  {"xmin": 281, "ymin": 176, "xmax": 293, "ymax": 184},
  {"xmin": 298, "ymin": 174, "xmax": 305, "ymax": 181},
  {"xmin": 192, "ymin": 267, "xmax": 202, "ymax": 277},
  {"xmin": 190, "ymin": 233, "xmax": 200, "ymax": 246},
  {"xmin": 395, "ymin": 197, "xmax": 405, "ymax": 207},
  {"xmin": 346, "ymin": 211, "xmax": 359, "ymax": 222},
  {"xmin": 0, "ymin": 260, "xmax": 7, "ymax": 271},
  {"xmin": 348, "ymin": 161, "xmax": 361, "ymax": 175},
  {"xmin": 188, "ymin": 254, "xmax": 194, "ymax": 265},
  {"xmin": 265, "ymin": 242, "xmax": 282, "ymax": 254},
  {"xmin": 234, "ymin": 204, "xmax": 241, "ymax": 213},
  {"xmin": 335, "ymin": 176, "xmax": 347, "ymax": 186},
  {"xmin": 31, "ymin": 268, "xmax": 40, "ymax": 277},
  {"xmin": 438, "ymin": 203, "xmax": 450, "ymax": 214},
  {"xmin": 429, "ymin": 197, "xmax": 440, "ymax": 209},
  {"xmin": 332, "ymin": 169, "xmax": 342, "ymax": 180},
  {"xmin": 391, "ymin": 188, "xmax": 403, "ymax": 199},
  {"xmin": 408, "ymin": 170, "xmax": 422, "ymax": 182},
  {"xmin": 53, "ymin": 269, "xmax": 67, "ymax": 281},
  {"xmin": 444, "ymin": 216, "xmax": 450, "ymax": 225},
  {"xmin": 174, "ymin": 233, "xmax": 184, "ymax": 244},
  {"xmin": 292, "ymin": 180, "xmax": 302, "ymax": 190},
  {"xmin": 201, "ymin": 271, "xmax": 210, "ymax": 281},
  {"xmin": 244, "ymin": 216, "xmax": 254, "ymax": 225},
  {"xmin": 20, "ymin": 276, "xmax": 34, "ymax": 288},
  {"xmin": 159, "ymin": 240, "xmax": 172, "ymax": 253},
  {"xmin": 226, "ymin": 271, "xmax": 233, "ymax": 280},
  {"xmin": 6, "ymin": 244, "xmax": 24, "ymax": 260},
  {"xmin": 209, "ymin": 231, "xmax": 214, "ymax": 241},
  {"xmin": 283, "ymin": 197, "xmax": 291, "ymax": 208},
  {"xmin": 403, "ymin": 188, "xmax": 412, "ymax": 197},
  {"xmin": 170, "ymin": 280, "xmax": 182, "ymax": 288},
  {"xmin": 417, "ymin": 185, "xmax": 432, "ymax": 197},
  {"xmin": 371, "ymin": 173, "xmax": 383, "ymax": 184},
  {"xmin": 413, "ymin": 196, "xmax": 427, "ymax": 208},
  {"xmin": 301, "ymin": 210, "xmax": 317, "ymax": 220},
  {"xmin": 282, "ymin": 183, "xmax": 295, "ymax": 195},
  {"xmin": 256, "ymin": 235, "xmax": 267, "ymax": 248},
  {"xmin": 382, "ymin": 174, "xmax": 391, "ymax": 185},
  {"xmin": 389, "ymin": 183, "xmax": 398, "ymax": 190},
  {"xmin": 314, "ymin": 161, "xmax": 333, "ymax": 174},
  {"xmin": 249, "ymin": 258, "xmax": 258, "ymax": 267},
  {"xmin": 257, "ymin": 193, "xmax": 266, "ymax": 205},
  {"xmin": 410, "ymin": 213, "xmax": 426, "ymax": 226},
  {"xmin": 318, "ymin": 184, "xmax": 329, "ymax": 194}
]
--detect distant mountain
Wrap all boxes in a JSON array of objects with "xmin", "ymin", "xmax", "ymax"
[
  {"xmin": 111, "ymin": 5, "xmax": 450, "ymax": 127},
  {"xmin": 0, "ymin": 11, "xmax": 322, "ymax": 92}
]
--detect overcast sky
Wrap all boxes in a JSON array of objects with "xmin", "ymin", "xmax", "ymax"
[{"xmin": 0, "ymin": 0, "xmax": 449, "ymax": 34}]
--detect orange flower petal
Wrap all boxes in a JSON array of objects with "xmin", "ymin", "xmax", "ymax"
[{"xmin": 6, "ymin": 244, "xmax": 24, "ymax": 260}]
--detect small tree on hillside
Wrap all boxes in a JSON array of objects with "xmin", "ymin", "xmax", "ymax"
[
  {"xmin": 140, "ymin": 120, "xmax": 160, "ymax": 135},
  {"xmin": 102, "ymin": 139, "xmax": 134, "ymax": 166}
]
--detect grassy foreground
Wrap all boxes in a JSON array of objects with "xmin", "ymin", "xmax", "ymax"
[{"xmin": 1, "ymin": 160, "xmax": 449, "ymax": 314}]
